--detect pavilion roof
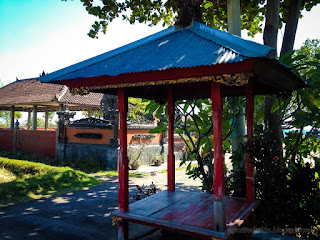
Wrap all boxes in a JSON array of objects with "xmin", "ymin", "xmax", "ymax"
[
  {"xmin": 39, "ymin": 21, "xmax": 307, "ymax": 100},
  {"xmin": 0, "ymin": 78, "xmax": 103, "ymax": 111}
]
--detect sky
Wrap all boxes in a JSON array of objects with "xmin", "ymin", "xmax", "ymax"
[{"xmin": 0, "ymin": 1, "xmax": 320, "ymax": 86}]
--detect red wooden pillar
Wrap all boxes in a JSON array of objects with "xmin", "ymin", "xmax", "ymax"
[
  {"xmin": 118, "ymin": 88, "xmax": 129, "ymax": 240},
  {"xmin": 211, "ymin": 82, "xmax": 226, "ymax": 232},
  {"xmin": 167, "ymin": 87, "xmax": 175, "ymax": 192},
  {"xmin": 245, "ymin": 81, "xmax": 254, "ymax": 203},
  {"xmin": 212, "ymin": 82, "xmax": 225, "ymax": 198}
]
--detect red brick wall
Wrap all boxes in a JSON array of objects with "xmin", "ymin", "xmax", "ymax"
[
  {"xmin": 0, "ymin": 129, "xmax": 56, "ymax": 158},
  {"xmin": 0, "ymin": 129, "xmax": 13, "ymax": 152},
  {"xmin": 16, "ymin": 130, "xmax": 56, "ymax": 158}
]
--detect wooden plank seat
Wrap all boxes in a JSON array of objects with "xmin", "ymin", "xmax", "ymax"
[{"xmin": 112, "ymin": 190, "xmax": 259, "ymax": 239}]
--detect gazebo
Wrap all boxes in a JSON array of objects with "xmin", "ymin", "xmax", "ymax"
[
  {"xmin": 0, "ymin": 78, "xmax": 103, "ymax": 130},
  {"xmin": 40, "ymin": 21, "xmax": 306, "ymax": 239}
]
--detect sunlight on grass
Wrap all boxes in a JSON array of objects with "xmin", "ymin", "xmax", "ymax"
[
  {"xmin": 0, "ymin": 158, "xmax": 103, "ymax": 205},
  {"xmin": 93, "ymin": 170, "xmax": 149, "ymax": 178},
  {"xmin": 0, "ymin": 167, "xmax": 16, "ymax": 183}
]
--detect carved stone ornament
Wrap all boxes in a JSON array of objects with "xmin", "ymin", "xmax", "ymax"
[{"xmin": 68, "ymin": 117, "xmax": 112, "ymax": 129}]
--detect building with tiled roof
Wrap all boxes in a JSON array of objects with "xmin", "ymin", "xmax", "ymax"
[{"xmin": 0, "ymin": 78, "xmax": 104, "ymax": 130}]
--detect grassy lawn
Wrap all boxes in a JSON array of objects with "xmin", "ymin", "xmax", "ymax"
[
  {"xmin": 93, "ymin": 170, "xmax": 148, "ymax": 178},
  {"xmin": 0, "ymin": 157, "xmax": 103, "ymax": 206}
]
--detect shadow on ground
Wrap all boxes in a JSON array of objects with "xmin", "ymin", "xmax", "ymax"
[{"xmin": 0, "ymin": 175, "xmax": 203, "ymax": 240}]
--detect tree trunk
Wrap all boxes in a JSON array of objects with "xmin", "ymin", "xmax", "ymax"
[
  {"xmin": 263, "ymin": 0, "xmax": 279, "ymax": 53},
  {"xmin": 280, "ymin": 0, "xmax": 302, "ymax": 57},
  {"xmin": 263, "ymin": 0, "xmax": 283, "ymax": 157},
  {"xmin": 175, "ymin": 0, "xmax": 203, "ymax": 26}
]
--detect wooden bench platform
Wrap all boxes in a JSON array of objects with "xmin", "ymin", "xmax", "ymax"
[{"xmin": 113, "ymin": 191, "xmax": 259, "ymax": 239}]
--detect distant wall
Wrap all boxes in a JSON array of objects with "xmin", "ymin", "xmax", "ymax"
[
  {"xmin": 66, "ymin": 127, "xmax": 162, "ymax": 145},
  {"xmin": 0, "ymin": 129, "xmax": 14, "ymax": 152},
  {"xmin": 16, "ymin": 130, "xmax": 56, "ymax": 158},
  {"xmin": 0, "ymin": 129, "xmax": 56, "ymax": 158}
]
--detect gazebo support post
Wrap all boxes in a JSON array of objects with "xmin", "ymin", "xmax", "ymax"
[
  {"xmin": 117, "ymin": 88, "xmax": 129, "ymax": 240},
  {"xmin": 33, "ymin": 105, "xmax": 37, "ymax": 131},
  {"xmin": 27, "ymin": 109, "xmax": 31, "ymax": 130},
  {"xmin": 245, "ymin": 81, "xmax": 254, "ymax": 203},
  {"xmin": 88, "ymin": 107, "xmax": 93, "ymax": 118},
  {"xmin": 211, "ymin": 82, "xmax": 226, "ymax": 232},
  {"xmin": 167, "ymin": 87, "xmax": 175, "ymax": 192},
  {"xmin": 10, "ymin": 106, "xmax": 15, "ymax": 130},
  {"xmin": 45, "ymin": 109, "xmax": 49, "ymax": 131}
]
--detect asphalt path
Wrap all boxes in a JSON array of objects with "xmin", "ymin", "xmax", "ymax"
[{"xmin": 0, "ymin": 167, "xmax": 202, "ymax": 240}]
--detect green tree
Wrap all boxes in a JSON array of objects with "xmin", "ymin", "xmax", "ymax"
[
  {"xmin": 67, "ymin": 0, "xmax": 319, "ymax": 39},
  {"xmin": 82, "ymin": 110, "xmax": 103, "ymax": 118},
  {"xmin": 0, "ymin": 111, "xmax": 22, "ymax": 126},
  {"xmin": 29, "ymin": 116, "xmax": 45, "ymax": 127},
  {"xmin": 127, "ymin": 98, "xmax": 150, "ymax": 121}
]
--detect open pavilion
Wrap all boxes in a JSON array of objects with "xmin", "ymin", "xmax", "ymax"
[
  {"xmin": 0, "ymin": 78, "xmax": 103, "ymax": 130},
  {"xmin": 40, "ymin": 21, "xmax": 306, "ymax": 239}
]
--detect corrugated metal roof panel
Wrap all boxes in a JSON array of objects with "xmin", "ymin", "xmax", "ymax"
[
  {"xmin": 55, "ymin": 30, "xmax": 246, "ymax": 81},
  {"xmin": 40, "ymin": 21, "xmax": 273, "ymax": 83}
]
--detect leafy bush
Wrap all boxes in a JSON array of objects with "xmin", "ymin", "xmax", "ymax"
[{"xmin": 247, "ymin": 129, "xmax": 320, "ymax": 239}]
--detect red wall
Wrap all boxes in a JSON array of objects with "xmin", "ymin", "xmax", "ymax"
[
  {"xmin": 0, "ymin": 129, "xmax": 13, "ymax": 152},
  {"xmin": 0, "ymin": 129, "xmax": 56, "ymax": 158}
]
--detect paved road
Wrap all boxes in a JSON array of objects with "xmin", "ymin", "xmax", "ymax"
[{"xmin": 0, "ymin": 167, "xmax": 202, "ymax": 240}]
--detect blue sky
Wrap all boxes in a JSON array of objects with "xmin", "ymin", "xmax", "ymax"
[{"xmin": 0, "ymin": 0, "xmax": 319, "ymax": 86}]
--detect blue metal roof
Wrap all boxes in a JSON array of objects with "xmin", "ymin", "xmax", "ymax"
[{"xmin": 40, "ymin": 21, "xmax": 273, "ymax": 83}]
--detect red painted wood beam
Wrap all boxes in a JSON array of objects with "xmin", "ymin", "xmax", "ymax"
[
  {"xmin": 118, "ymin": 88, "xmax": 129, "ymax": 212},
  {"xmin": 245, "ymin": 81, "xmax": 254, "ymax": 203},
  {"xmin": 211, "ymin": 82, "xmax": 225, "ymax": 198},
  {"xmin": 61, "ymin": 59, "xmax": 255, "ymax": 88},
  {"xmin": 167, "ymin": 87, "xmax": 175, "ymax": 192}
]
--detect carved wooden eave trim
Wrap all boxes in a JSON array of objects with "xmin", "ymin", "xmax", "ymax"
[{"xmin": 70, "ymin": 73, "xmax": 252, "ymax": 95}]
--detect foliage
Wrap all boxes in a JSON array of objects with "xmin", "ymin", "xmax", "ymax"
[
  {"xmin": 0, "ymin": 151, "xmax": 52, "ymax": 165},
  {"xmin": 133, "ymin": 183, "xmax": 159, "ymax": 200},
  {"xmin": 0, "ymin": 157, "xmax": 102, "ymax": 205},
  {"xmin": 29, "ymin": 116, "xmax": 45, "ymax": 127},
  {"xmin": 150, "ymin": 153, "xmax": 164, "ymax": 166},
  {"xmin": 147, "ymin": 98, "xmax": 236, "ymax": 192},
  {"xmin": 83, "ymin": 110, "xmax": 103, "ymax": 118},
  {"xmin": 276, "ymin": 40, "xmax": 320, "ymax": 132},
  {"xmin": 0, "ymin": 167, "xmax": 17, "ymax": 183},
  {"xmin": 93, "ymin": 170, "xmax": 148, "ymax": 178},
  {"xmin": 247, "ymin": 129, "xmax": 320, "ymax": 239},
  {"xmin": 0, "ymin": 111, "xmax": 22, "ymax": 126},
  {"xmin": 128, "ymin": 97, "xmax": 150, "ymax": 121},
  {"xmin": 67, "ymin": 0, "xmax": 319, "ymax": 39},
  {"xmin": 44, "ymin": 112, "xmax": 56, "ymax": 126},
  {"xmin": 227, "ymin": 148, "xmax": 246, "ymax": 197}
]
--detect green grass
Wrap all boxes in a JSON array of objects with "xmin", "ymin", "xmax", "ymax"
[
  {"xmin": 93, "ymin": 170, "xmax": 149, "ymax": 178},
  {"xmin": 0, "ymin": 157, "xmax": 103, "ymax": 205}
]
